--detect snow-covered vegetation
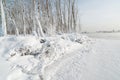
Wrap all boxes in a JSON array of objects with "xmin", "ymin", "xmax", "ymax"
[
  {"xmin": 0, "ymin": 0, "xmax": 83, "ymax": 79},
  {"xmin": 0, "ymin": 0, "xmax": 80, "ymax": 36},
  {"xmin": 0, "ymin": 34, "xmax": 92, "ymax": 80}
]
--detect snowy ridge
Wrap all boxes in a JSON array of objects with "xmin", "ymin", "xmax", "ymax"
[{"xmin": 0, "ymin": 34, "xmax": 92, "ymax": 80}]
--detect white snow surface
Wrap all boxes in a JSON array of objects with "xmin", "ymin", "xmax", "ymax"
[{"xmin": 0, "ymin": 34, "xmax": 120, "ymax": 80}]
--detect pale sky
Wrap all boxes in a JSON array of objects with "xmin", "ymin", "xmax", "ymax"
[{"xmin": 78, "ymin": 0, "xmax": 120, "ymax": 32}]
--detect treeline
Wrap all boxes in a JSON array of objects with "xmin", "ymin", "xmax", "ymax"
[{"xmin": 1, "ymin": 0, "xmax": 80, "ymax": 36}]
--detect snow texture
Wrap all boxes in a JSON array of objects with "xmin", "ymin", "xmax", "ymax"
[{"xmin": 0, "ymin": 34, "xmax": 120, "ymax": 80}]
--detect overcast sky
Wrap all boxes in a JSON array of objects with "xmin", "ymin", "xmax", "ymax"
[{"xmin": 78, "ymin": 0, "xmax": 120, "ymax": 32}]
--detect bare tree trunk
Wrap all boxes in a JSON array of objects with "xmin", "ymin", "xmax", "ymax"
[
  {"xmin": 0, "ymin": 0, "xmax": 7, "ymax": 36},
  {"xmin": 32, "ymin": 0, "xmax": 36, "ymax": 32},
  {"xmin": 35, "ymin": 16, "xmax": 45, "ymax": 37}
]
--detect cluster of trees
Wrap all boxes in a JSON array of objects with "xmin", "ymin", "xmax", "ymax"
[{"xmin": 0, "ymin": 0, "xmax": 81, "ymax": 37}]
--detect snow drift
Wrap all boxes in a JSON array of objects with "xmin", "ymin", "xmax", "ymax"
[{"xmin": 0, "ymin": 34, "xmax": 92, "ymax": 80}]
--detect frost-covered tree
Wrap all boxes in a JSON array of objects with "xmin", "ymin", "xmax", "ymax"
[
  {"xmin": 3, "ymin": 0, "xmax": 80, "ymax": 36},
  {"xmin": 0, "ymin": 0, "xmax": 7, "ymax": 36}
]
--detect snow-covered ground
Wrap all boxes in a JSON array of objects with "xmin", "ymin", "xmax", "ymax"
[
  {"xmin": 85, "ymin": 32, "xmax": 120, "ymax": 39},
  {"xmin": 81, "ymin": 39, "xmax": 120, "ymax": 80},
  {"xmin": 0, "ymin": 33, "xmax": 120, "ymax": 80}
]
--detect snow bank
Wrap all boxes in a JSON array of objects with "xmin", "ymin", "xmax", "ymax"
[{"xmin": 0, "ymin": 34, "xmax": 92, "ymax": 80}]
